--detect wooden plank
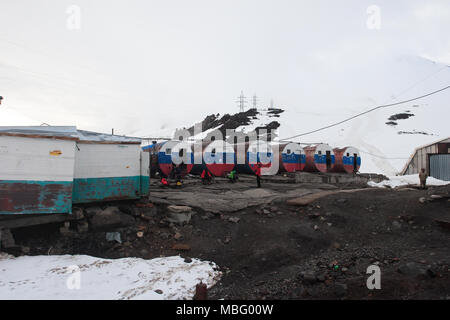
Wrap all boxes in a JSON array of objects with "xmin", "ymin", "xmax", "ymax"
[{"xmin": 0, "ymin": 214, "xmax": 77, "ymax": 229}]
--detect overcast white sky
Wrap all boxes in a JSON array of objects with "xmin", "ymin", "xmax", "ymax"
[{"xmin": 0, "ymin": 0, "xmax": 449, "ymax": 136}]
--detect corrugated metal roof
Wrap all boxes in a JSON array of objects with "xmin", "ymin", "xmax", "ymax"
[
  {"xmin": 0, "ymin": 126, "xmax": 79, "ymax": 140},
  {"xmin": 76, "ymin": 130, "xmax": 142, "ymax": 144},
  {"xmin": 0, "ymin": 126, "xmax": 143, "ymax": 143}
]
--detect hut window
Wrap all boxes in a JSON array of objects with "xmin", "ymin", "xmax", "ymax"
[
  {"xmin": 166, "ymin": 148, "xmax": 171, "ymax": 155},
  {"xmin": 347, "ymin": 153, "xmax": 350, "ymax": 157},
  {"xmin": 179, "ymin": 149, "xmax": 185, "ymax": 157},
  {"xmin": 318, "ymin": 151, "xmax": 322, "ymax": 155},
  {"xmin": 211, "ymin": 136, "xmax": 215, "ymax": 142},
  {"xmin": 286, "ymin": 149, "xmax": 291, "ymax": 154},
  {"xmin": 179, "ymin": 136, "xmax": 183, "ymax": 141},
  {"xmin": 245, "ymin": 136, "xmax": 250, "ymax": 143},
  {"xmin": 234, "ymin": 137, "xmax": 238, "ymax": 144}
]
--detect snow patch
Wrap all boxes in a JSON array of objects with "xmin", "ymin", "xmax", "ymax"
[
  {"xmin": 0, "ymin": 254, "xmax": 221, "ymax": 300},
  {"xmin": 368, "ymin": 174, "xmax": 450, "ymax": 188}
]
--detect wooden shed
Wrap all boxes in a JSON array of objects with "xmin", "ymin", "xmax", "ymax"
[
  {"xmin": 0, "ymin": 127, "xmax": 78, "ymax": 214},
  {"xmin": 72, "ymin": 130, "xmax": 150, "ymax": 203}
]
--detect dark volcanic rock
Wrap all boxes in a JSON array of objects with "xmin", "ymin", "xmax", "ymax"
[{"xmin": 88, "ymin": 207, "xmax": 135, "ymax": 230}]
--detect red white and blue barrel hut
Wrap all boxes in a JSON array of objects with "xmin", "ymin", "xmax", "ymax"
[
  {"xmin": 304, "ymin": 143, "xmax": 336, "ymax": 173},
  {"xmin": 192, "ymin": 140, "xmax": 235, "ymax": 177},
  {"xmin": 332, "ymin": 146, "xmax": 361, "ymax": 173},
  {"xmin": 276, "ymin": 142, "xmax": 306, "ymax": 173},
  {"xmin": 234, "ymin": 140, "xmax": 276, "ymax": 175}
]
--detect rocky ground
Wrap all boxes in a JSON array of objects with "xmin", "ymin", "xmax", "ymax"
[{"xmin": 4, "ymin": 174, "xmax": 450, "ymax": 300}]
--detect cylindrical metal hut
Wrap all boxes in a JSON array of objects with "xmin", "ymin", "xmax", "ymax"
[
  {"xmin": 332, "ymin": 146, "xmax": 361, "ymax": 173},
  {"xmin": 276, "ymin": 142, "xmax": 306, "ymax": 173},
  {"xmin": 304, "ymin": 143, "xmax": 336, "ymax": 173},
  {"xmin": 234, "ymin": 140, "xmax": 276, "ymax": 175},
  {"xmin": 192, "ymin": 140, "xmax": 235, "ymax": 177},
  {"xmin": 142, "ymin": 140, "xmax": 193, "ymax": 178}
]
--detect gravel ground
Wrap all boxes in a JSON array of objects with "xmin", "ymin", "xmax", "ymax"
[{"xmin": 7, "ymin": 177, "xmax": 450, "ymax": 300}]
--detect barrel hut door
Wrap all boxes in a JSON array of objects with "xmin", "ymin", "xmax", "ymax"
[
  {"xmin": 326, "ymin": 151, "xmax": 331, "ymax": 170},
  {"xmin": 353, "ymin": 153, "xmax": 358, "ymax": 172}
]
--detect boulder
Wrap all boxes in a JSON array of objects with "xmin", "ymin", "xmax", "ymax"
[
  {"xmin": 167, "ymin": 205, "xmax": 193, "ymax": 213},
  {"xmin": 0, "ymin": 229, "xmax": 15, "ymax": 249},
  {"xmin": 71, "ymin": 207, "xmax": 85, "ymax": 220},
  {"xmin": 166, "ymin": 206, "xmax": 192, "ymax": 225},
  {"xmin": 84, "ymin": 206, "xmax": 103, "ymax": 218},
  {"xmin": 88, "ymin": 206, "xmax": 135, "ymax": 230},
  {"xmin": 118, "ymin": 205, "xmax": 141, "ymax": 217}
]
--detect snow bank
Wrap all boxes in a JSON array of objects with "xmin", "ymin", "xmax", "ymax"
[
  {"xmin": 0, "ymin": 254, "xmax": 221, "ymax": 300},
  {"xmin": 368, "ymin": 174, "xmax": 450, "ymax": 188}
]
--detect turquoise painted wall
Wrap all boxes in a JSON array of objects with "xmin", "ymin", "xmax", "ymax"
[{"xmin": 72, "ymin": 176, "xmax": 149, "ymax": 204}]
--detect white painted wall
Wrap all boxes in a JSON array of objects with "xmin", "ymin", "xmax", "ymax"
[
  {"xmin": 0, "ymin": 136, "xmax": 76, "ymax": 182},
  {"xmin": 74, "ymin": 143, "xmax": 142, "ymax": 179}
]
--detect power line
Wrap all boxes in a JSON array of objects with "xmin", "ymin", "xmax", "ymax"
[{"xmin": 281, "ymin": 84, "xmax": 450, "ymax": 141}]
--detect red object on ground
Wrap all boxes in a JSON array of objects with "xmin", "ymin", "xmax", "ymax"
[
  {"xmin": 194, "ymin": 282, "xmax": 208, "ymax": 300},
  {"xmin": 201, "ymin": 170, "xmax": 211, "ymax": 178}
]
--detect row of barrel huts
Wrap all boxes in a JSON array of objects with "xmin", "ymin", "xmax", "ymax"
[{"xmin": 143, "ymin": 140, "xmax": 361, "ymax": 178}]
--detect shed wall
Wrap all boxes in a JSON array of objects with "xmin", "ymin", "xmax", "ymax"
[
  {"xmin": 72, "ymin": 143, "xmax": 148, "ymax": 203},
  {"xmin": 0, "ymin": 136, "xmax": 75, "ymax": 214}
]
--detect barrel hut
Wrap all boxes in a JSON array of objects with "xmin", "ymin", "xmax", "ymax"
[
  {"xmin": 234, "ymin": 140, "xmax": 275, "ymax": 175},
  {"xmin": 192, "ymin": 140, "xmax": 235, "ymax": 177},
  {"xmin": 332, "ymin": 147, "xmax": 361, "ymax": 174},
  {"xmin": 275, "ymin": 142, "xmax": 306, "ymax": 173},
  {"xmin": 0, "ymin": 126, "xmax": 78, "ymax": 215},
  {"xmin": 142, "ymin": 140, "xmax": 193, "ymax": 178},
  {"xmin": 304, "ymin": 143, "xmax": 336, "ymax": 173},
  {"xmin": 71, "ymin": 130, "xmax": 149, "ymax": 203}
]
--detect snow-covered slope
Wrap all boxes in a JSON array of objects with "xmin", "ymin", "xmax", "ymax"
[{"xmin": 0, "ymin": 254, "xmax": 221, "ymax": 300}]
